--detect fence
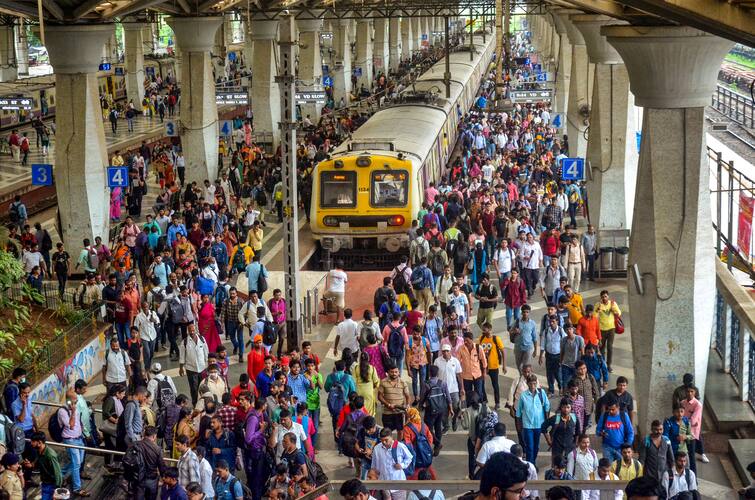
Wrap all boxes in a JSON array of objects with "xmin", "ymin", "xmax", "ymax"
[
  {"xmin": 300, "ymin": 273, "xmax": 328, "ymax": 335},
  {"xmin": 711, "ymin": 84, "xmax": 755, "ymax": 129}
]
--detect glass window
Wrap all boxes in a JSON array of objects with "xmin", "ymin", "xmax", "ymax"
[
  {"xmin": 371, "ymin": 170, "xmax": 409, "ymax": 207},
  {"xmin": 320, "ymin": 171, "xmax": 356, "ymax": 208}
]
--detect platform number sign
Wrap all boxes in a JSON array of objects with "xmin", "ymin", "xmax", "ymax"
[
  {"xmin": 31, "ymin": 164, "xmax": 53, "ymax": 186},
  {"xmin": 165, "ymin": 120, "xmax": 178, "ymax": 137},
  {"xmin": 536, "ymin": 72, "xmax": 547, "ymax": 82},
  {"xmin": 561, "ymin": 158, "xmax": 585, "ymax": 181},
  {"xmin": 107, "ymin": 166, "xmax": 129, "ymax": 188},
  {"xmin": 219, "ymin": 120, "xmax": 233, "ymax": 137}
]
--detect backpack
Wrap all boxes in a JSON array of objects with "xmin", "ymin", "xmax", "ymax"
[
  {"xmin": 411, "ymin": 490, "xmax": 438, "ymax": 500},
  {"xmin": 256, "ymin": 266, "xmax": 269, "ymax": 294},
  {"xmin": 156, "ymin": 376, "xmax": 176, "ymax": 409},
  {"xmin": 571, "ymin": 447, "xmax": 598, "ymax": 467},
  {"xmin": 48, "ymin": 408, "xmax": 64, "ymax": 443},
  {"xmin": 326, "ymin": 378, "xmax": 346, "ymax": 416},
  {"xmin": 359, "ymin": 322, "xmax": 375, "ymax": 348},
  {"xmin": 614, "ymin": 458, "xmax": 640, "ymax": 477},
  {"xmin": 668, "ymin": 468, "xmax": 699, "ymax": 500},
  {"xmin": 213, "ymin": 285, "xmax": 229, "ymax": 313},
  {"xmin": 338, "ymin": 411, "xmax": 363, "ymax": 458},
  {"xmin": 392, "ymin": 266, "xmax": 409, "ymax": 293},
  {"xmin": 425, "ymin": 380, "xmax": 446, "ymax": 416},
  {"xmin": 373, "ymin": 286, "xmax": 394, "ymax": 313},
  {"xmin": 255, "ymin": 189, "xmax": 268, "ymax": 207},
  {"xmin": 387, "ymin": 324, "xmax": 405, "ymax": 358},
  {"xmin": 227, "ymin": 477, "xmax": 254, "ymax": 500},
  {"xmin": 411, "ymin": 267, "xmax": 426, "ymax": 289},
  {"xmin": 122, "ymin": 442, "xmax": 146, "ymax": 483},
  {"xmin": 8, "ymin": 202, "xmax": 20, "ymax": 224},
  {"xmin": 1, "ymin": 381, "xmax": 18, "ymax": 417},
  {"xmin": 454, "ymin": 242, "xmax": 470, "ymax": 265},
  {"xmin": 232, "ymin": 246, "xmax": 247, "ymax": 272},
  {"xmin": 430, "ymin": 251, "xmax": 446, "ymax": 276},
  {"xmin": 446, "ymin": 238, "xmax": 458, "ymax": 261},
  {"xmin": 195, "ymin": 275, "xmax": 214, "ymax": 296},
  {"xmin": 303, "ymin": 452, "xmax": 329, "ymax": 486},
  {"xmin": 392, "ymin": 440, "xmax": 416, "ymax": 477},
  {"xmin": 475, "ymin": 405, "xmax": 499, "ymax": 444},
  {"xmin": 0, "ymin": 414, "xmax": 25, "ymax": 454},
  {"xmin": 261, "ymin": 320, "xmax": 277, "ymax": 346},
  {"xmin": 407, "ymin": 423, "xmax": 433, "ymax": 469}
]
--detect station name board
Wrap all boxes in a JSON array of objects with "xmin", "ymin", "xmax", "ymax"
[
  {"xmin": 296, "ymin": 91, "xmax": 327, "ymax": 104},
  {"xmin": 510, "ymin": 89, "xmax": 553, "ymax": 103},
  {"xmin": 0, "ymin": 97, "xmax": 32, "ymax": 110}
]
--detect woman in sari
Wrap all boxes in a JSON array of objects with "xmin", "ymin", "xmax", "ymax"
[
  {"xmin": 361, "ymin": 333, "xmax": 387, "ymax": 380},
  {"xmin": 198, "ymin": 294, "xmax": 222, "ymax": 354},
  {"xmin": 110, "ymin": 187, "xmax": 122, "ymax": 221}
]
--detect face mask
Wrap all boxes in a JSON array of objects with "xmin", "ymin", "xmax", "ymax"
[{"xmin": 209, "ymin": 373, "xmax": 219, "ymax": 380}]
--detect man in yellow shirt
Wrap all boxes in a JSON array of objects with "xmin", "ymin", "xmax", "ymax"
[
  {"xmin": 245, "ymin": 220, "xmax": 264, "ymax": 257},
  {"xmin": 595, "ymin": 290, "xmax": 622, "ymax": 372},
  {"xmin": 611, "ymin": 443, "xmax": 643, "ymax": 497},
  {"xmin": 478, "ymin": 322, "xmax": 506, "ymax": 410},
  {"xmin": 564, "ymin": 285, "xmax": 584, "ymax": 326}
]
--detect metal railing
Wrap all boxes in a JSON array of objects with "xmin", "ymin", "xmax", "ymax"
[
  {"xmin": 325, "ymin": 479, "xmax": 629, "ymax": 496},
  {"xmin": 28, "ymin": 438, "xmax": 179, "ymax": 464},
  {"xmin": 300, "ymin": 272, "xmax": 328, "ymax": 335},
  {"xmin": 711, "ymin": 84, "xmax": 755, "ymax": 129}
]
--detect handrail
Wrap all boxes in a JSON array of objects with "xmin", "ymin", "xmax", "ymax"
[
  {"xmin": 25, "ymin": 439, "xmax": 179, "ymax": 464},
  {"xmin": 327, "ymin": 479, "xmax": 629, "ymax": 492},
  {"xmin": 33, "ymin": 400, "xmax": 103, "ymax": 414}
]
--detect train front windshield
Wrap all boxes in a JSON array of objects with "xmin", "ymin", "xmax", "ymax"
[
  {"xmin": 320, "ymin": 171, "xmax": 356, "ymax": 208},
  {"xmin": 371, "ymin": 170, "xmax": 408, "ymax": 207}
]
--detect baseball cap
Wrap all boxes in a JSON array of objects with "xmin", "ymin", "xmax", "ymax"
[
  {"xmin": 150, "ymin": 362, "xmax": 162, "ymax": 373},
  {"xmin": 441, "ymin": 344, "xmax": 451, "ymax": 351}
]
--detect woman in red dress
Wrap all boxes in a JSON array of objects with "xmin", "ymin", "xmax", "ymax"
[{"xmin": 197, "ymin": 294, "xmax": 222, "ymax": 354}]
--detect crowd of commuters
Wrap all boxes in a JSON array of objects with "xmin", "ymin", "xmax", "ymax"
[{"xmin": 0, "ymin": 27, "xmax": 723, "ymax": 500}]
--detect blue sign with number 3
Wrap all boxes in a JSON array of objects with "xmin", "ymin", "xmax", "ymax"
[
  {"xmin": 107, "ymin": 166, "xmax": 129, "ymax": 188},
  {"xmin": 31, "ymin": 164, "xmax": 53, "ymax": 186}
]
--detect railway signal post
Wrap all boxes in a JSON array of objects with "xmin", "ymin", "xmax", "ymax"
[{"xmin": 277, "ymin": 14, "xmax": 303, "ymax": 349}]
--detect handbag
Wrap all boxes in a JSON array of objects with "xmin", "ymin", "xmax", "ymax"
[{"xmin": 612, "ymin": 300, "xmax": 625, "ymax": 334}]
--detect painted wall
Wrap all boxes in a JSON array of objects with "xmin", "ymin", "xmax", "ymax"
[{"xmin": 30, "ymin": 331, "xmax": 107, "ymax": 419}]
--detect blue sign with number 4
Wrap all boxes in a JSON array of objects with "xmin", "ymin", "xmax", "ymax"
[
  {"xmin": 107, "ymin": 166, "xmax": 129, "ymax": 188},
  {"xmin": 561, "ymin": 158, "xmax": 585, "ymax": 181},
  {"xmin": 31, "ymin": 164, "xmax": 53, "ymax": 186}
]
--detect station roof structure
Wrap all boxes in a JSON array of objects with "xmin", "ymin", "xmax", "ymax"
[{"xmin": 0, "ymin": 0, "xmax": 750, "ymax": 46}]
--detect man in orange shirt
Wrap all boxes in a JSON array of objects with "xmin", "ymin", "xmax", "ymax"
[
  {"xmin": 246, "ymin": 334, "xmax": 267, "ymax": 380},
  {"xmin": 576, "ymin": 304, "xmax": 601, "ymax": 347},
  {"xmin": 458, "ymin": 331, "xmax": 487, "ymax": 405}
]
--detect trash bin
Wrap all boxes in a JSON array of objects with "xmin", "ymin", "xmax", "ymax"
[
  {"xmin": 615, "ymin": 247, "xmax": 629, "ymax": 271},
  {"xmin": 600, "ymin": 247, "xmax": 615, "ymax": 271}
]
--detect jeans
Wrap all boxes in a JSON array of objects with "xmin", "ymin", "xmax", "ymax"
[
  {"xmin": 463, "ymin": 378, "xmax": 484, "ymax": 406},
  {"xmin": 545, "ymin": 352, "xmax": 562, "ymax": 393},
  {"xmin": 487, "ymin": 368, "xmax": 501, "ymax": 406},
  {"xmin": 514, "ymin": 348, "xmax": 534, "ymax": 372},
  {"xmin": 244, "ymin": 451, "xmax": 268, "ymax": 500},
  {"xmin": 561, "ymin": 365, "xmax": 576, "ymax": 387},
  {"xmin": 227, "ymin": 321, "xmax": 243, "ymax": 357},
  {"xmin": 142, "ymin": 338, "xmax": 156, "ymax": 373},
  {"xmin": 41, "ymin": 483, "xmax": 56, "ymax": 500},
  {"xmin": 410, "ymin": 366, "xmax": 427, "ymax": 398},
  {"xmin": 587, "ymin": 253, "xmax": 597, "ymax": 280},
  {"xmin": 133, "ymin": 476, "xmax": 159, "ymax": 500},
  {"xmin": 424, "ymin": 410, "xmax": 444, "ymax": 445},
  {"xmin": 187, "ymin": 370, "xmax": 201, "ymax": 406},
  {"xmin": 602, "ymin": 444, "xmax": 622, "ymax": 463},
  {"xmin": 600, "ymin": 329, "xmax": 616, "ymax": 369},
  {"xmin": 467, "ymin": 437, "xmax": 477, "ymax": 478},
  {"xmin": 506, "ymin": 305, "xmax": 521, "ymax": 329},
  {"xmin": 522, "ymin": 428, "xmax": 541, "ymax": 464},
  {"xmin": 390, "ymin": 353, "xmax": 404, "ymax": 376},
  {"xmin": 115, "ymin": 322, "xmax": 131, "ymax": 349},
  {"xmin": 687, "ymin": 439, "xmax": 697, "ymax": 473},
  {"xmin": 568, "ymin": 202, "xmax": 578, "ymax": 227},
  {"xmin": 309, "ymin": 408, "xmax": 320, "ymax": 446},
  {"xmin": 523, "ymin": 268, "xmax": 539, "ymax": 295},
  {"xmin": 62, "ymin": 437, "xmax": 85, "ymax": 492},
  {"xmin": 127, "ymin": 118, "xmax": 134, "ymax": 132}
]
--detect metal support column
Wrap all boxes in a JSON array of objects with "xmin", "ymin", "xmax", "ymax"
[
  {"xmin": 276, "ymin": 15, "xmax": 303, "ymax": 348},
  {"xmin": 728, "ymin": 164, "xmax": 734, "ymax": 272},
  {"xmin": 469, "ymin": 13, "xmax": 474, "ymax": 61},
  {"xmin": 444, "ymin": 15, "xmax": 451, "ymax": 99},
  {"xmin": 482, "ymin": 10, "xmax": 486, "ymax": 43},
  {"xmin": 716, "ymin": 151, "xmax": 722, "ymax": 257}
]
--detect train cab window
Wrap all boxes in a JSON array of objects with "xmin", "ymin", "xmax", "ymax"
[
  {"xmin": 320, "ymin": 171, "xmax": 356, "ymax": 208},
  {"xmin": 371, "ymin": 170, "xmax": 408, "ymax": 207}
]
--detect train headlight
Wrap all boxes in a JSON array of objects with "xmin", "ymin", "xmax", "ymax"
[
  {"xmin": 356, "ymin": 156, "xmax": 372, "ymax": 167},
  {"xmin": 388, "ymin": 215, "xmax": 405, "ymax": 226},
  {"xmin": 323, "ymin": 216, "xmax": 339, "ymax": 227}
]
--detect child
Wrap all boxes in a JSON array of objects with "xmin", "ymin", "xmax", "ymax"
[{"xmin": 265, "ymin": 463, "xmax": 291, "ymax": 494}]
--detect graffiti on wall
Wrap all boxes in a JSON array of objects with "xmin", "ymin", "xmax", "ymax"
[{"xmin": 30, "ymin": 332, "xmax": 106, "ymax": 418}]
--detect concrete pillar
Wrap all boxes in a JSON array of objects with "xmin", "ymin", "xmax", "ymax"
[
  {"xmin": 354, "ymin": 20, "xmax": 373, "ymax": 90},
  {"xmin": 14, "ymin": 23, "xmax": 27, "ymax": 76},
  {"xmin": 213, "ymin": 22, "xmax": 227, "ymax": 79},
  {"xmin": 142, "ymin": 25, "xmax": 154, "ymax": 56},
  {"xmin": 173, "ymin": 41, "xmax": 182, "ymax": 84},
  {"xmin": 298, "ymin": 19, "xmax": 324, "ymax": 121},
  {"xmin": 123, "ymin": 23, "xmax": 146, "ymax": 107},
  {"xmin": 332, "ymin": 19, "xmax": 352, "ymax": 106},
  {"xmin": 249, "ymin": 20, "xmax": 280, "ymax": 146},
  {"xmin": 224, "ymin": 14, "xmax": 234, "ymax": 46},
  {"xmin": 412, "ymin": 17, "xmax": 422, "ymax": 51},
  {"xmin": 401, "ymin": 17, "xmax": 413, "ymax": 59},
  {"xmin": 550, "ymin": 11, "xmax": 571, "ymax": 117},
  {"xmin": 45, "ymin": 24, "xmax": 113, "ymax": 245},
  {"xmin": 0, "ymin": 26, "xmax": 17, "ymax": 81},
  {"xmin": 373, "ymin": 18, "xmax": 388, "ymax": 76},
  {"xmin": 573, "ymin": 15, "xmax": 636, "ymax": 233},
  {"xmin": 389, "ymin": 18, "xmax": 401, "ymax": 71},
  {"xmin": 167, "ymin": 16, "xmax": 223, "ymax": 185},
  {"xmin": 242, "ymin": 21, "xmax": 253, "ymax": 70},
  {"xmin": 555, "ymin": 10, "xmax": 592, "ymax": 159},
  {"xmin": 603, "ymin": 25, "xmax": 733, "ymax": 434}
]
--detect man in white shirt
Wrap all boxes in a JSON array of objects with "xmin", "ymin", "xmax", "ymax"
[
  {"xmin": 476, "ymin": 423, "xmax": 516, "ymax": 471},
  {"xmin": 662, "ymin": 452, "xmax": 698, "ymax": 500},
  {"xmin": 333, "ymin": 308, "xmax": 360, "ymax": 357},
  {"xmin": 585, "ymin": 458, "xmax": 623, "ymax": 500},
  {"xmin": 371, "ymin": 429, "xmax": 413, "ymax": 498},
  {"xmin": 268, "ymin": 408, "xmax": 309, "ymax": 459},
  {"xmin": 567, "ymin": 434, "xmax": 599, "ymax": 480},
  {"xmin": 434, "ymin": 344, "xmax": 463, "ymax": 431},
  {"xmin": 102, "ymin": 337, "xmax": 131, "ymax": 390},
  {"xmin": 179, "ymin": 324, "xmax": 209, "ymax": 406},
  {"xmin": 521, "ymin": 233, "xmax": 544, "ymax": 297},
  {"xmin": 324, "ymin": 260, "xmax": 348, "ymax": 322},
  {"xmin": 134, "ymin": 301, "xmax": 160, "ymax": 372},
  {"xmin": 21, "ymin": 243, "xmax": 45, "ymax": 275}
]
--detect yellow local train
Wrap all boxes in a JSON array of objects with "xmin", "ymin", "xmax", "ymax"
[{"xmin": 310, "ymin": 32, "xmax": 496, "ymax": 268}]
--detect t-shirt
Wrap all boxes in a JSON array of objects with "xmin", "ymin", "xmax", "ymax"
[
  {"xmin": 494, "ymin": 247, "xmax": 514, "ymax": 274},
  {"xmin": 328, "ymin": 269, "xmax": 348, "ymax": 293},
  {"xmin": 476, "ymin": 283, "xmax": 498, "ymax": 310},
  {"xmin": 479, "ymin": 335, "xmax": 506, "ymax": 370},
  {"xmin": 21, "ymin": 251, "xmax": 43, "ymax": 273},
  {"xmin": 52, "ymin": 251, "xmax": 70, "ymax": 273},
  {"xmin": 279, "ymin": 448, "xmax": 307, "ymax": 477},
  {"xmin": 273, "ymin": 422, "xmax": 308, "ymax": 459}
]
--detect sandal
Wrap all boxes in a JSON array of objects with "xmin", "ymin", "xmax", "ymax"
[{"xmin": 74, "ymin": 490, "xmax": 91, "ymax": 497}]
